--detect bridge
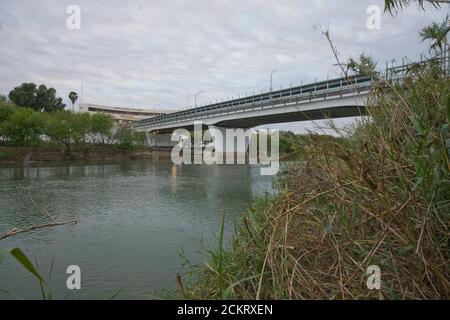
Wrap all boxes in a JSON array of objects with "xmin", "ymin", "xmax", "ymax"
[
  {"xmin": 132, "ymin": 74, "xmax": 372, "ymax": 134},
  {"xmin": 130, "ymin": 56, "xmax": 448, "ymax": 152},
  {"xmin": 132, "ymin": 74, "xmax": 372, "ymax": 151}
]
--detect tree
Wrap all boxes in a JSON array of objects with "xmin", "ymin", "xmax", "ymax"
[
  {"xmin": 51, "ymin": 97, "xmax": 66, "ymax": 112},
  {"xmin": 0, "ymin": 100, "xmax": 15, "ymax": 141},
  {"xmin": 0, "ymin": 108, "xmax": 45, "ymax": 146},
  {"xmin": 88, "ymin": 113, "xmax": 114, "ymax": 144},
  {"xmin": 0, "ymin": 98, "xmax": 16, "ymax": 124},
  {"xmin": 8, "ymin": 83, "xmax": 37, "ymax": 110},
  {"xmin": 68, "ymin": 92, "xmax": 78, "ymax": 112},
  {"xmin": 45, "ymin": 111, "xmax": 89, "ymax": 154},
  {"xmin": 0, "ymin": 106, "xmax": 14, "ymax": 127},
  {"xmin": 113, "ymin": 126, "xmax": 144, "ymax": 151},
  {"xmin": 384, "ymin": 0, "xmax": 449, "ymax": 14},
  {"xmin": 346, "ymin": 54, "xmax": 378, "ymax": 76},
  {"xmin": 8, "ymin": 83, "xmax": 66, "ymax": 112},
  {"xmin": 36, "ymin": 85, "xmax": 66, "ymax": 112},
  {"xmin": 420, "ymin": 17, "xmax": 450, "ymax": 55}
]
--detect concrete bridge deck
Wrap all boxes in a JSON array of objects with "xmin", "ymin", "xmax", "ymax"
[{"xmin": 132, "ymin": 74, "xmax": 372, "ymax": 133}]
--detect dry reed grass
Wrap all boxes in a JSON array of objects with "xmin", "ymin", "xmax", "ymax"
[{"xmin": 184, "ymin": 62, "xmax": 449, "ymax": 300}]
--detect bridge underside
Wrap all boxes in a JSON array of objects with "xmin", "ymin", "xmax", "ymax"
[
  {"xmin": 149, "ymin": 105, "xmax": 367, "ymax": 133},
  {"xmin": 215, "ymin": 105, "xmax": 367, "ymax": 128}
]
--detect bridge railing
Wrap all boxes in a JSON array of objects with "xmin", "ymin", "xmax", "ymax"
[
  {"xmin": 144, "ymin": 84, "xmax": 371, "ymax": 128},
  {"xmin": 132, "ymin": 55, "xmax": 450, "ymax": 131},
  {"xmin": 132, "ymin": 74, "xmax": 373, "ymax": 131},
  {"xmin": 384, "ymin": 56, "xmax": 450, "ymax": 82}
]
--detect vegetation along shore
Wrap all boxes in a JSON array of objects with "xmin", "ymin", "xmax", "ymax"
[{"xmin": 180, "ymin": 12, "xmax": 450, "ymax": 299}]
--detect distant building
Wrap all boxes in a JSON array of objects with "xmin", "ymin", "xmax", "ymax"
[{"xmin": 79, "ymin": 103, "xmax": 174, "ymax": 125}]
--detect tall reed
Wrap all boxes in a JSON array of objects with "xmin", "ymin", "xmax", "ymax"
[{"xmin": 185, "ymin": 62, "xmax": 450, "ymax": 299}]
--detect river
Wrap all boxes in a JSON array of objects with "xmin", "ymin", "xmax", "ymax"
[{"xmin": 0, "ymin": 159, "xmax": 274, "ymax": 299}]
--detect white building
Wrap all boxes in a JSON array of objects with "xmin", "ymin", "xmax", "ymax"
[{"xmin": 79, "ymin": 103, "xmax": 174, "ymax": 126}]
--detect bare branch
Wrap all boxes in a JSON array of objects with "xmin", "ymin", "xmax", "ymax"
[{"xmin": 0, "ymin": 220, "xmax": 78, "ymax": 240}]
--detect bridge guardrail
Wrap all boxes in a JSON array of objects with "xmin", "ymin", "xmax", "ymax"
[
  {"xmin": 133, "ymin": 75, "xmax": 373, "ymax": 130},
  {"xmin": 149, "ymin": 86, "xmax": 372, "ymax": 128},
  {"xmin": 132, "ymin": 56, "xmax": 450, "ymax": 131}
]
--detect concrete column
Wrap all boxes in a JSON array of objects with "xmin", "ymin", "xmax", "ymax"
[
  {"xmin": 145, "ymin": 133, "xmax": 179, "ymax": 148},
  {"xmin": 207, "ymin": 125, "xmax": 254, "ymax": 164}
]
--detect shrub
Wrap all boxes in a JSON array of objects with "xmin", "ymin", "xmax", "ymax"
[
  {"xmin": 0, "ymin": 108, "xmax": 45, "ymax": 146},
  {"xmin": 113, "ymin": 127, "xmax": 141, "ymax": 151},
  {"xmin": 45, "ymin": 111, "xmax": 90, "ymax": 154},
  {"xmin": 87, "ymin": 113, "xmax": 113, "ymax": 144}
]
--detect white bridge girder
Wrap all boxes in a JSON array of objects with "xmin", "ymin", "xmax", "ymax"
[{"xmin": 135, "ymin": 93, "xmax": 368, "ymax": 133}]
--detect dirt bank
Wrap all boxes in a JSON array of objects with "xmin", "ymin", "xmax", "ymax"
[{"xmin": 0, "ymin": 145, "xmax": 172, "ymax": 166}]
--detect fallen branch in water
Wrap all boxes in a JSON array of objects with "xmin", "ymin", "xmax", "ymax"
[{"xmin": 0, "ymin": 220, "xmax": 78, "ymax": 240}]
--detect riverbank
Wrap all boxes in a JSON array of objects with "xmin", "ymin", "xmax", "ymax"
[
  {"xmin": 0, "ymin": 142, "xmax": 299, "ymax": 167},
  {"xmin": 183, "ymin": 64, "xmax": 450, "ymax": 299},
  {"xmin": 0, "ymin": 145, "xmax": 172, "ymax": 166}
]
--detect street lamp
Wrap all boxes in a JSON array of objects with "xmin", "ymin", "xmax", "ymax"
[
  {"xmin": 194, "ymin": 91, "xmax": 204, "ymax": 107},
  {"xmin": 270, "ymin": 69, "xmax": 278, "ymax": 92}
]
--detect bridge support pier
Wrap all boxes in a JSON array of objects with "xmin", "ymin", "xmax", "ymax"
[
  {"xmin": 145, "ymin": 133, "xmax": 179, "ymax": 149},
  {"xmin": 207, "ymin": 125, "xmax": 254, "ymax": 164}
]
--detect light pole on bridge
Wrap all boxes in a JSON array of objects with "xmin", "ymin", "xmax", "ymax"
[
  {"xmin": 194, "ymin": 91, "xmax": 203, "ymax": 108},
  {"xmin": 270, "ymin": 69, "xmax": 278, "ymax": 93}
]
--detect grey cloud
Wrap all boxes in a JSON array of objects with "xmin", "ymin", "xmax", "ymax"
[{"xmin": 0, "ymin": 0, "xmax": 447, "ymax": 113}]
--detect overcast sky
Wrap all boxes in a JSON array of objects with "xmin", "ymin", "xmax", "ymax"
[{"xmin": 0, "ymin": 0, "xmax": 448, "ymax": 129}]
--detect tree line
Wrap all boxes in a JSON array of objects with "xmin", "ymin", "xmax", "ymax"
[{"xmin": 0, "ymin": 84, "xmax": 146, "ymax": 154}]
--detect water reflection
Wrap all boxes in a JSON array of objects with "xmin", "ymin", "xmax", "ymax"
[
  {"xmin": 0, "ymin": 159, "xmax": 273, "ymax": 299},
  {"xmin": 171, "ymin": 164, "xmax": 177, "ymax": 193}
]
